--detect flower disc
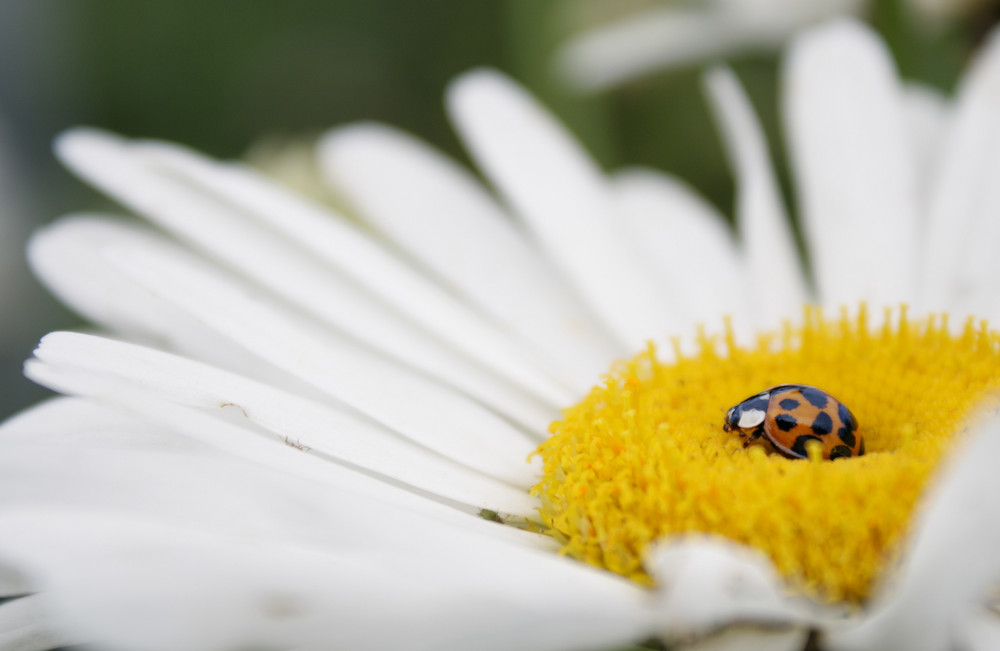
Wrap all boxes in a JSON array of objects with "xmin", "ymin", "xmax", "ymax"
[{"xmin": 532, "ymin": 307, "xmax": 1000, "ymax": 603}]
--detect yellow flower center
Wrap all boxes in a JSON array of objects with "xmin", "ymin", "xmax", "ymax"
[{"xmin": 531, "ymin": 306, "xmax": 1000, "ymax": 604}]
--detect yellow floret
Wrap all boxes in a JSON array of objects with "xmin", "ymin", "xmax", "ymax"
[{"xmin": 531, "ymin": 306, "xmax": 1000, "ymax": 604}]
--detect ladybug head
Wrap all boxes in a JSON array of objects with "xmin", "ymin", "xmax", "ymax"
[
  {"xmin": 723, "ymin": 390, "xmax": 771, "ymax": 436},
  {"xmin": 723, "ymin": 406, "xmax": 739, "ymax": 433}
]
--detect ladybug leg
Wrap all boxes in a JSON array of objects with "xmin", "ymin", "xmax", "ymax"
[{"xmin": 742, "ymin": 425, "xmax": 764, "ymax": 448}]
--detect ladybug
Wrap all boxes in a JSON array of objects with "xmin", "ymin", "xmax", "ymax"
[{"xmin": 723, "ymin": 384, "xmax": 863, "ymax": 460}]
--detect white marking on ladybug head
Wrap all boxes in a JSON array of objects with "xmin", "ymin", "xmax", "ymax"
[{"xmin": 737, "ymin": 408, "xmax": 766, "ymax": 429}]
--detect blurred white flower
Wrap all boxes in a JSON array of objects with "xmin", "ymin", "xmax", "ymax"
[
  {"xmin": 1, "ymin": 17, "xmax": 1000, "ymax": 651},
  {"xmin": 555, "ymin": 0, "xmax": 989, "ymax": 91}
]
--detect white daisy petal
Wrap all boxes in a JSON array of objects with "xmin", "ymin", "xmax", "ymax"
[
  {"xmin": 959, "ymin": 610, "xmax": 1000, "ymax": 651},
  {"xmin": 0, "ymin": 396, "xmax": 209, "ymax": 453},
  {"xmin": 447, "ymin": 69, "xmax": 679, "ymax": 349},
  {"xmin": 0, "ymin": 565, "xmax": 29, "ymax": 598},
  {"xmin": 553, "ymin": 1, "xmax": 864, "ymax": 92},
  {"xmin": 555, "ymin": 8, "xmax": 747, "ymax": 92},
  {"xmin": 0, "ymin": 398, "xmax": 546, "ymax": 540},
  {"xmin": 0, "ymin": 440, "xmax": 539, "ymax": 548},
  {"xmin": 0, "ymin": 450, "xmax": 347, "ymax": 554},
  {"xmin": 646, "ymin": 538, "xmax": 813, "ymax": 641},
  {"xmin": 827, "ymin": 416, "xmax": 1000, "ymax": 651},
  {"xmin": 783, "ymin": 20, "xmax": 919, "ymax": 312},
  {"xmin": 126, "ymin": 146, "xmax": 563, "ymax": 429},
  {"xmin": 0, "ymin": 596, "xmax": 69, "ymax": 651},
  {"xmin": 118, "ymin": 134, "xmax": 584, "ymax": 404},
  {"xmin": 319, "ymin": 122, "xmax": 622, "ymax": 387},
  {"xmin": 612, "ymin": 167, "xmax": 751, "ymax": 333},
  {"xmin": 26, "ymin": 331, "xmax": 539, "ymax": 514},
  {"xmin": 34, "ymin": 216, "xmax": 556, "ymax": 434},
  {"xmin": 923, "ymin": 26, "xmax": 1000, "ymax": 313},
  {"xmin": 23, "ymin": 363, "xmax": 539, "ymax": 519},
  {"xmin": 0, "ymin": 510, "xmax": 656, "ymax": 651},
  {"xmin": 27, "ymin": 216, "xmax": 318, "ymax": 394},
  {"xmin": 56, "ymin": 140, "xmax": 563, "ymax": 430},
  {"xmin": 956, "ymin": 171, "xmax": 1000, "ymax": 325},
  {"xmin": 704, "ymin": 66, "xmax": 808, "ymax": 326},
  {"xmin": 902, "ymin": 84, "xmax": 950, "ymax": 197},
  {"xmin": 98, "ymin": 239, "xmax": 542, "ymax": 485},
  {"xmin": 938, "ymin": 26, "xmax": 1000, "ymax": 322}
]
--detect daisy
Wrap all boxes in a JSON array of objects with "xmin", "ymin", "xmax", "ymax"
[
  {"xmin": 2, "ymin": 17, "xmax": 1000, "ymax": 651},
  {"xmin": 554, "ymin": 0, "xmax": 988, "ymax": 91}
]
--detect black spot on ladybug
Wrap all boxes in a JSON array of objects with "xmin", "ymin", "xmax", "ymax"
[
  {"xmin": 778, "ymin": 398, "xmax": 800, "ymax": 410},
  {"xmin": 838, "ymin": 402, "xmax": 858, "ymax": 432},
  {"xmin": 837, "ymin": 426, "xmax": 856, "ymax": 448},
  {"xmin": 800, "ymin": 387, "xmax": 829, "ymax": 409},
  {"xmin": 791, "ymin": 435, "xmax": 823, "ymax": 458},
  {"xmin": 811, "ymin": 411, "xmax": 833, "ymax": 436},
  {"xmin": 775, "ymin": 414, "xmax": 798, "ymax": 432},
  {"xmin": 829, "ymin": 445, "xmax": 853, "ymax": 460},
  {"xmin": 859, "ymin": 439, "xmax": 865, "ymax": 455}
]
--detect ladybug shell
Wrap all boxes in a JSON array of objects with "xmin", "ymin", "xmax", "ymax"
[{"xmin": 728, "ymin": 385, "xmax": 864, "ymax": 460}]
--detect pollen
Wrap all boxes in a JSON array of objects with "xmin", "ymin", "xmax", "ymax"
[{"xmin": 531, "ymin": 306, "xmax": 1000, "ymax": 604}]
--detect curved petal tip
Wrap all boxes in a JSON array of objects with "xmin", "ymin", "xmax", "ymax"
[{"xmin": 646, "ymin": 536, "xmax": 814, "ymax": 641}]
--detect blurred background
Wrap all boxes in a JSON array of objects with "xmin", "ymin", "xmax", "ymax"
[{"xmin": 0, "ymin": 0, "xmax": 997, "ymax": 419}]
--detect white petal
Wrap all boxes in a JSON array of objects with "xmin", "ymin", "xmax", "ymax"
[
  {"xmin": 936, "ymin": 27, "xmax": 1000, "ymax": 321},
  {"xmin": 902, "ymin": 84, "xmax": 950, "ymax": 198},
  {"xmin": 319, "ymin": 122, "xmax": 622, "ymax": 388},
  {"xmin": 554, "ymin": 8, "xmax": 751, "ymax": 92},
  {"xmin": 0, "ymin": 398, "xmax": 546, "ymax": 543},
  {"xmin": 55, "ymin": 140, "xmax": 564, "ymax": 430},
  {"xmin": 55, "ymin": 129, "xmax": 575, "ymax": 410},
  {"xmin": 612, "ymin": 167, "xmax": 752, "ymax": 333},
  {"xmin": 121, "ymin": 133, "xmax": 580, "ymax": 406},
  {"xmin": 783, "ymin": 19, "xmax": 920, "ymax": 312},
  {"xmin": 553, "ymin": 1, "xmax": 863, "ymax": 91},
  {"xmin": 0, "ymin": 596, "xmax": 70, "ymax": 651},
  {"xmin": 704, "ymin": 66, "xmax": 808, "ymax": 326},
  {"xmin": 954, "ymin": 164, "xmax": 1000, "ymax": 323},
  {"xmin": 36, "ymin": 216, "xmax": 557, "ymax": 435},
  {"xmin": 26, "ymin": 332, "xmax": 539, "ymax": 514},
  {"xmin": 0, "ymin": 441, "xmax": 539, "ymax": 549},
  {"xmin": 28, "ymin": 216, "xmax": 315, "ymax": 393},
  {"xmin": 0, "ymin": 396, "xmax": 212, "ymax": 454},
  {"xmin": 923, "ymin": 25, "xmax": 1000, "ymax": 313},
  {"xmin": 0, "ymin": 510, "xmax": 656, "ymax": 651},
  {"xmin": 130, "ymin": 145, "xmax": 563, "ymax": 430},
  {"xmin": 959, "ymin": 610, "xmax": 1000, "ymax": 651},
  {"xmin": 448, "ymin": 69, "xmax": 679, "ymax": 350},
  {"xmin": 646, "ymin": 537, "xmax": 814, "ymax": 641},
  {"xmin": 26, "ymin": 216, "xmax": 205, "ymax": 343},
  {"xmin": 0, "ymin": 563, "xmax": 30, "ymax": 597},
  {"xmin": 827, "ymin": 415, "xmax": 1000, "ymax": 650},
  {"xmin": 22, "ymin": 368, "xmax": 540, "ymax": 520},
  {"xmin": 98, "ymin": 238, "xmax": 542, "ymax": 485}
]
